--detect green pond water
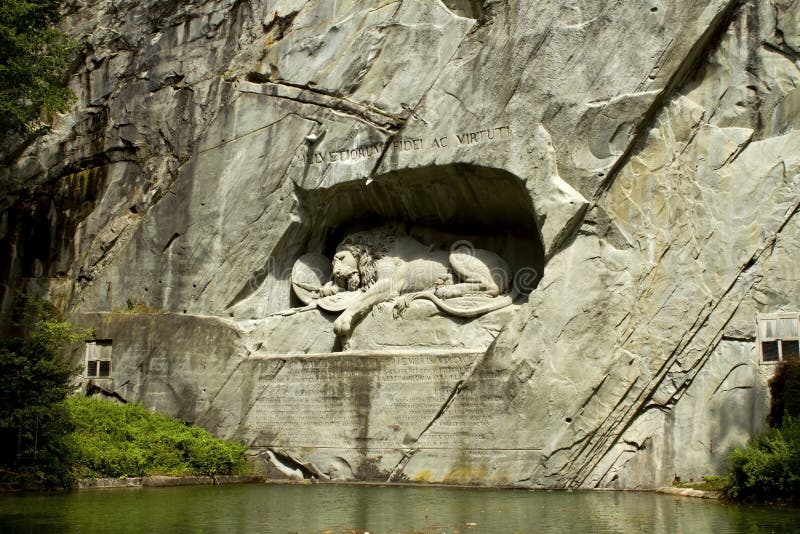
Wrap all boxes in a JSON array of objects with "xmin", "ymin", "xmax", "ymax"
[{"xmin": 0, "ymin": 483, "xmax": 798, "ymax": 533}]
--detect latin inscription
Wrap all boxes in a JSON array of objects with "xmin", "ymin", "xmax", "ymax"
[
  {"xmin": 245, "ymin": 353, "xmax": 497, "ymax": 448},
  {"xmin": 291, "ymin": 125, "xmax": 511, "ymax": 167}
]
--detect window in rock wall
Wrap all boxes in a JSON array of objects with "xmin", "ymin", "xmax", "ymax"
[
  {"xmin": 85, "ymin": 340, "xmax": 112, "ymax": 378},
  {"xmin": 758, "ymin": 314, "xmax": 800, "ymax": 363}
]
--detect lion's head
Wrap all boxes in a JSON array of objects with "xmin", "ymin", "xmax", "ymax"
[{"xmin": 333, "ymin": 227, "xmax": 396, "ymax": 291}]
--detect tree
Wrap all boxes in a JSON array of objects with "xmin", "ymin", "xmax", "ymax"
[
  {"xmin": 0, "ymin": 296, "xmax": 87, "ymax": 487},
  {"xmin": 768, "ymin": 360, "xmax": 800, "ymax": 428},
  {"xmin": 726, "ymin": 361, "xmax": 800, "ymax": 502},
  {"xmin": 0, "ymin": 0, "xmax": 76, "ymax": 136}
]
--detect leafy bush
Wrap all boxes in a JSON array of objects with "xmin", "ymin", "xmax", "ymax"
[
  {"xmin": 65, "ymin": 397, "xmax": 249, "ymax": 478},
  {"xmin": 0, "ymin": 296, "xmax": 248, "ymax": 487},
  {"xmin": 723, "ymin": 361, "xmax": 800, "ymax": 502},
  {"xmin": 0, "ymin": 297, "xmax": 87, "ymax": 489},
  {"xmin": 727, "ymin": 417, "xmax": 800, "ymax": 501}
]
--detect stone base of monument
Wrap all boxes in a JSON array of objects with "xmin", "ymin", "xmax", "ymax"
[
  {"xmin": 71, "ymin": 311, "xmax": 539, "ymax": 486},
  {"xmin": 242, "ymin": 301, "xmax": 519, "ymax": 353},
  {"xmin": 207, "ymin": 348, "xmax": 539, "ymax": 484}
]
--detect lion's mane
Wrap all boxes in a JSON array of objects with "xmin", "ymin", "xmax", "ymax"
[{"xmin": 337, "ymin": 227, "xmax": 396, "ymax": 290}]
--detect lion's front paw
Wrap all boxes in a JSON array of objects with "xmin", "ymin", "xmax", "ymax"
[
  {"xmin": 319, "ymin": 282, "xmax": 340, "ymax": 297},
  {"xmin": 334, "ymin": 312, "xmax": 354, "ymax": 336}
]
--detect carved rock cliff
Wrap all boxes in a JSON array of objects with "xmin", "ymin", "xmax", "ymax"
[{"xmin": 1, "ymin": 0, "xmax": 798, "ymax": 488}]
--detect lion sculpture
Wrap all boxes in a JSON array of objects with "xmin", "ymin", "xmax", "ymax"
[{"xmin": 291, "ymin": 226, "xmax": 515, "ymax": 337}]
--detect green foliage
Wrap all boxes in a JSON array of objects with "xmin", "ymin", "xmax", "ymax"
[
  {"xmin": 697, "ymin": 474, "xmax": 731, "ymax": 491},
  {"xmin": 0, "ymin": 0, "xmax": 77, "ymax": 136},
  {"xmin": 65, "ymin": 397, "xmax": 249, "ymax": 478},
  {"xmin": 1, "ymin": 295, "xmax": 247, "ymax": 488},
  {"xmin": 723, "ymin": 361, "xmax": 800, "ymax": 502},
  {"xmin": 768, "ymin": 360, "xmax": 800, "ymax": 428},
  {"xmin": 0, "ymin": 296, "xmax": 88, "ymax": 488},
  {"xmin": 674, "ymin": 474, "xmax": 730, "ymax": 492},
  {"xmin": 727, "ymin": 417, "xmax": 800, "ymax": 502}
]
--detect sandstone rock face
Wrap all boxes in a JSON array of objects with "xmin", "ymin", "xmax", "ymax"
[{"xmin": 2, "ymin": 0, "xmax": 799, "ymax": 488}]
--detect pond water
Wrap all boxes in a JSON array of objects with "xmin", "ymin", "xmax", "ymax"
[{"xmin": 0, "ymin": 483, "xmax": 798, "ymax": 533}]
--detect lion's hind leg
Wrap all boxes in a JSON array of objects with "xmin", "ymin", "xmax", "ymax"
[
  {"xmin": 392, "ymin": 294, "xmax": 412, "ymax": 318},
  {"xmin": 443, "ymin": 249, "xmax": 509, "ymax": 299},
  {"xmin": 392, "ymin": 291, "xmax": 431, "ymax": 318}
]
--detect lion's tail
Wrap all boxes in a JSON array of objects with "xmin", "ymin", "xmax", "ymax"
[{"xmin": 406, "ymin": 290, "xmax": 519, "ymax": 318}]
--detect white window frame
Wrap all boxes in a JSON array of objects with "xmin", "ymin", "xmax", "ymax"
[
  {"xmin": 85, "ymin": 340, "xmax": 112, "ymax": 378},
  {"xmin": 757, "ymin": 313, "xmax": 800, "ymax": 364}
]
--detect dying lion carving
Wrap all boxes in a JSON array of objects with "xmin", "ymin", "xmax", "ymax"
[{"xmin": 291, "ymin": 227, "xmax": 515, "ymax": 337}]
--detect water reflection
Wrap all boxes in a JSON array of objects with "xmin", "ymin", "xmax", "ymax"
[{"xmin": 0, "ymin": 483, "xmax": 798, "ymax": 533}]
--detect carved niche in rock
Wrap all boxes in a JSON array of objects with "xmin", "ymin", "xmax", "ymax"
[{"xmin": 290, "ymin": 226, "xmax": 516, "ymax": 337}]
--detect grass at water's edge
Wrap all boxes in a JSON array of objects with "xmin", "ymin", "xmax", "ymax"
[
  {"xmin": 64, "ymin": 397, "xmax": 249, "ymax": 480},
  {"xmin": 673, "ymin": 475, "xmax": 730, "ymax": 493},
  {"xmin": 0, "ymin": 397, "xmax": 251, "ymax": 490}
]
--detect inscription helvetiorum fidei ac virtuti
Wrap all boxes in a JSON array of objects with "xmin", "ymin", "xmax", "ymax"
[
  {"xmin": 7, "ymin": 0, "xmax": 798, "ymax": 489},
  {"xmin": 291, "ymin": 126, "xmax": 511, "ymax": 166}
]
